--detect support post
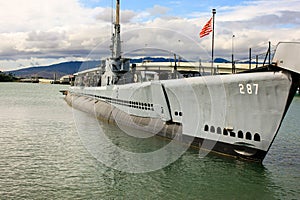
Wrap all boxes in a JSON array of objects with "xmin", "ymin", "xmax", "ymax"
[
  {"xmin": 249, "ymin": 48, "xmax": 252, "ymax": 70},
  {"xmin": 256, "ymin": 55, "xmax": 258, "ymax": 68},
  {"xmin": 211, "ymin": 9, "xmax": 216, "ymax": 75},
  {"xmin": 268, "ymin": 41, "xmax": 271, "ymax": 65},
  {"xmin": 232, "ymin": 34, "xmax": 235, "ymax": 74}
]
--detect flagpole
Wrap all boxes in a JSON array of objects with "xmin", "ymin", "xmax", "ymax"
[{"xmin": 211, "ymin": 9, "xmax": 216, "ymax": 75}]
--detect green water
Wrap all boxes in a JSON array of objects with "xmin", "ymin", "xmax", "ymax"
[{"xmin": 0, "ymin": 82, "xmax": 299, "ymax": 199}]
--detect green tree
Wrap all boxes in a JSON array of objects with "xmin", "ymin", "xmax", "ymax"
[{"xmin": 0, "ymin": 72, "xmax": 18, "ymax": 82}]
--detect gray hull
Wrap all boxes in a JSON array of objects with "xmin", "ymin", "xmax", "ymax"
[{"xmin": 65, "ymin": 68, "xmax": 299, "ymax": 162}]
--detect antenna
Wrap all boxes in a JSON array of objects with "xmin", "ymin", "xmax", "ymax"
[
  {"xmin": 111, "ymin": 0, "xmax": 114, "ymax": 32},
  {"xmin": 110, "ymin": 0, "xmax": 114, "ymax": 57},
  {"xmin": 116, "ymin": 0, "xmax": 120, "ymax": 25},
  {"xmin": 112, "ymin": 0, "xmax": 121, "ymax": 59}
]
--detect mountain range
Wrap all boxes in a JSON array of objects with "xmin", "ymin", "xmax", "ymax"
[
  {"xmin": 8, "ymin": 57, "xmax": 231, "ymax": 79},
  {"xmin": 9, "ymin": 61, "xmax": 100, "ymax": 79}
]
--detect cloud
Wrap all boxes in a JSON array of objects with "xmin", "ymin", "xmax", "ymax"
[
  {"xmin": 26, "ymin": 31, "xmax": 67, "ymax": 42},
  {"xmin": 0, "ymin": 0, "xmax": 92, "ymax": 33},
  {"xmin": 147, "ymin": 5, "xmax": 170, "ymax": 16},
  {"xmin": 248, "ymin": 10, "xmax": 300, "ymax": 28},
  {"xmin": 95, "ymin": 7, "xmax": 137, "ymax": 23},
  {"xmin": 1, "ymin": 0, "xmax": 300, "ymax": 71},
  {"xmin": 219, "ymin": 10, "xmax": 300, "ymax": 31},
  {"xmin": 25, "ymin": 31, "xmax": 68, "ymax": 50}
]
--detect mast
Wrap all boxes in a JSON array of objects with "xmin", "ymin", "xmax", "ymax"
[
  {"xmin": 116, "ymin": 0, "xmax": 120, "ymax": 25},
  {"xmin": 112, "ymin": 0, "xmax": 121, "ymax": 59}
]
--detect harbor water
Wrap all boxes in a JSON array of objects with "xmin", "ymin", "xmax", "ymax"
[{"xmin": 0, "ymin": 82, "xmax": 299, "ymax": 199}]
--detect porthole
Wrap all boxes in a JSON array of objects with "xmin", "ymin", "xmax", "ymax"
[
  {"xmin": 210, "ymin": 126, "xmax": 215, "ymax": 133},
  {"xmin": 238, "ymin": 131, "xmax": 243, "ymax": 139},
  {"xmin": 230, "ymin": 131, "xmax": 236, "ymax": 137},
  {"xmin": 223, "ymin": 128, "xmax": 228, "ymax": 136},
  {"xmin": 246, "ymin": 132, "xmax": 252, "ymax": 140},
  {"xmin": 175, "ymin": 111, "xmax": 178, "ymax": 116},
  {"xmin": 254, "ymin": 133, "xmax": 261, "ymax": 142},
  {"xmin": 179, "ymin": 112, "xmax": 183, "ymax": 116},
  {"xmin": 217, "ymin": 127, "xmax": 222, "ymax": 134},
  {"xmin": 204, "ymin": 125, "xmax": 209, "ymax": 132}
]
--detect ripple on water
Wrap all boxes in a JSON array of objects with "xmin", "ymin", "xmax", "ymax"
[{"xmin": 0, "ymin": 83, "xmax": 298, "ymax": 199}]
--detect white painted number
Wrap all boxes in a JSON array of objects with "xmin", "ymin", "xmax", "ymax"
[
  {"xmin": 246, "ymin": 84, "xmax": 252, "ymax": 94},
  {"xmin": 239, "ymin": 83, "xmax": 258, "ymax": 95},
  {"xmin": 253, "ymin": 84, "xmax": 259, "ymax": 94},
  {"xmin": 239, "ymin": 84, "xmax": 245, "ymax": 94}
]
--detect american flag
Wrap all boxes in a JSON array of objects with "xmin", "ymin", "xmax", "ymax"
[{"xmin": 199, "ymin": 17, "xmax": 213, "ymax": 38}]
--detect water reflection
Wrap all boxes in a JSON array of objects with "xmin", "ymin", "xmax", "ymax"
[
  {"xmin": 0, "ymin": 83, "xmax": 297, "ymax": 199},
  {"xmin": 74, "ymin": 109, "xmax": 281, "ymax": 199}
]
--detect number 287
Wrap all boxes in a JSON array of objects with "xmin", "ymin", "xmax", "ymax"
[{"xmin": 239, "ymin": 83, "xmax": 259, "ymax": 95}]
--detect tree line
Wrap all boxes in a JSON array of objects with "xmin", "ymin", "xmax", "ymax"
[{"xmin": 0, "ymin": 71, "xmax": 18, "ymax": 82}]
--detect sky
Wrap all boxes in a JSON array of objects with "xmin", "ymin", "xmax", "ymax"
[{"xmin": 1, "ymin": 0, "xmax": 300, "ymax": 71}]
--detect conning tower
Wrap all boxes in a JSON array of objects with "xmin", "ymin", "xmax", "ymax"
[{"xmin": 109, "ymin": 0, "xmax": 129, "ymax": 72}]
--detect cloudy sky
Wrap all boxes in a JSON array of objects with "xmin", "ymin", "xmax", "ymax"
[{"xmin": 1, "ymin": 0, "xmax": 300, "ymax": 71}]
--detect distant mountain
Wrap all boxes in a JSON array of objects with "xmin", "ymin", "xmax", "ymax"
[
  {"xmin": 8, "ymin": 57, "xmax": 229, "ymax": 79},
  {"xmin": 130, "ymin": 57, "xmax": 186, "ymax": 63},
  {"xmin": 214, "ymin": 58, "xmax": 230, "ymax": 63},
  {"xmin": 8, "ymin": 58, "xmax": 181, "ymax": 79},
  {"xmin": 9, "ymin": 61, "xmax": 100, "ymax": 79}
]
